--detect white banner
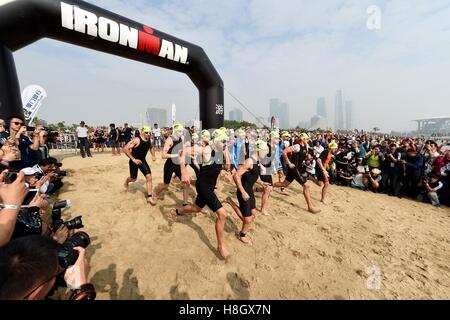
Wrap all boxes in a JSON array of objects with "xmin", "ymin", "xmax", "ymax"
[
  {"xmin": 22, "ymin": 84, "xmax": 47, "ymax": 122},
  {"xmin": 171, "ymin": 103, "xmax": 176, "ymax": 127}
]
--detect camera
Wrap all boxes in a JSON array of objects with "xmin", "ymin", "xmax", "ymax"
[
  {"xmin": 52, "ymin": 216, "xmax": 84, "ymax": 231},
  {"xmin": 6, "ymin": 171, "xmax": 18, "ymax": 183},
  {"xmin": 50, "ymin": 169, "xmax": 67, "ymax": 176},
  {"xmin": 58, "ymin": 231, "xmax": 91, "ymax": 268}
]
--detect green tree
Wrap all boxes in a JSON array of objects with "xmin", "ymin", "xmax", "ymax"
[{"xmin": 224, "ymin": 120, "xmax": 257, "ymax": 129}]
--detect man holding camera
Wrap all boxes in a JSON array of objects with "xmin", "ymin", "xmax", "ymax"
[{"xmin": 0, "ymin": 235, "xmax": 95, "ymax": 300}]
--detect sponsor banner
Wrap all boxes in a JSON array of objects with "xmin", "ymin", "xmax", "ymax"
[{"xmin": 22, "ymin": 84, "xmax": 47, "ymax": 122}]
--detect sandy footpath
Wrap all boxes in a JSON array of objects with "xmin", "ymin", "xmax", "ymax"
[{"xmin": 52, "ymin": 151, "xmax": 450, "ymax": 300}]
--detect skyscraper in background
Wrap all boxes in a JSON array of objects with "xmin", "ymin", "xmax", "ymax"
[
  {"xmin": 345, "ymin": 100, "xmax": 354, "ymax": 130},
  {"xmin": 317, "ymin": 97, "xmax": 327, "ymax": 118},
  {"xmin": 270, "ymin": 98, "xmax": 290, "ymax": 128},
  {"xmin": 334, "ymin": 90, "xmax": 344, "ymax": 130},
  {"xmin": 228, "ymin": 108, "xmax": 243, "ymax": 122},
  {"xmin": 146, "ymin": 107, "xmax": 167, "ymax": 127}
]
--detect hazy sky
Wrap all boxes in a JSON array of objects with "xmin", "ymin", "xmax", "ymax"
[{"xmin": 12, "ymin": 0, "xmax": 450, "ymax": 132}]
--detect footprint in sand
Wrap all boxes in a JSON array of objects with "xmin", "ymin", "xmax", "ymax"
[{"xmin": 226, "ymin": 272, "xmax": 250, "ymax": 300}]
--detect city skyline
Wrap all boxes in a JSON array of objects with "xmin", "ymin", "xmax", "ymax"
[{"xmin": 12, "ymin": 0, "xmax": 450, "ymax": 132}]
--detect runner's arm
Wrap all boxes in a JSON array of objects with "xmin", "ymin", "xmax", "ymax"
[
  {"xmin": 233, "ymin": 158, "xmax": 252, "ymax": 195},
  {"xmin": 123, "ymin": 138, "xmax": 139, "ymax": 160}
]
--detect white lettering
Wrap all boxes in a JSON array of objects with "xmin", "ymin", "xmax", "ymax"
[
  {"xmin": 74, "ymin": 6, "xmax": 98, "ymax": 37},
  {"xmin": 174, "ymin": 44, "xmax": 188, "ymax": 64},
  {"xmin": 61, "ymin": 2, "xmax": 74, "ymax": 30},
  {"xmin": 159, "ymin": 39, "xmax": 174, "ymax": 60},
  {"xmin": 119, "ymin": 24, "xmax": 138, "ymax": 49},
  {"xmin": 98, "ymin": 17, "xmax": 119, "ymax": 42}
]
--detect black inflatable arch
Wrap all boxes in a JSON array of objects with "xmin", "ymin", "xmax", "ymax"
[{"xmin": 0, "ymin": 0, "xmax": 224, "ymax": 129}]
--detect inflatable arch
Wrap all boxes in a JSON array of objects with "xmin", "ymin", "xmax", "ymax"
[{"xmin": 0, "ymin": 0, "xmax": 224, "ymax": 129}]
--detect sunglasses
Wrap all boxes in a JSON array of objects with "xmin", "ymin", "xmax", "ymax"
[
  {"xmin": 12, "ymin": 121, "xmax": 24, "ymax": 126},
  {"xmin": 143, "ymin": 132, "xmax": 151, "ymax": 134}
]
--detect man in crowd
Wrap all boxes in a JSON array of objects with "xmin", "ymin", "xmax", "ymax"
[{"xmin": 75, "ymin": 121, "xmax": 92, "ymax": 158}]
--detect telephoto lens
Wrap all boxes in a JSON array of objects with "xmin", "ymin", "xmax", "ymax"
[
  {"xmin": 51, "ymin": 216, "xmax": 84, "ymax": 231},
  {"xmin": 58, "ymin": 232, "xmax": 91, "ymax": 268},
  {"xmin": 53, "ymin": 199, "xmax": 71, "ymax": 210}
]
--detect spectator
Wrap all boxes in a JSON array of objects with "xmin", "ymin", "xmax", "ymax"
[
  {"xmin": 418, "ymin": 174, "xmax": 444, "ymax": 207},
  {"xmin": 0, "ymin": 235, "xmax": 94, "ymax": 300},
  {"xmin": 400, "ymin": 148, "xmax": 424, "ymax": 198},
  {"xmin": 363, "ymin": 168, "xmax": 382, "ymax": 192},
  {"xmin": 108, "ymin": 123, "xmax": 120, "ymax": 156},
  {"xmin": 75, "ymin": 121, "xmax": 92, "ymax": 158},
  {"xmin": 381, "ymin": 143, "xmax": 402, "ymax": 196}
]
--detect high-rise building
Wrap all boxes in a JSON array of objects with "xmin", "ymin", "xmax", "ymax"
[
  {"xmin": 345, "ymin": 100, "xmax": 354, "ymax": 130},
  {"xmin": 310, "ymin": 115, "xmax": 327, "ymax": 130},
  {"xmin": 146, "ymin": 107, "xmax": 167, "ymax": 127},
  {"xmin": 270, "ymin": 98, "xmax": 290, "ymax": 129},
  {"xmin": 334, "ymin": 90, "xmax": 344, "ymax": 130},
  {"xmin": 317, "ymin": 97, "xmax": 327, "ymax": 118},
  {"xmin": 228, "ymin": 108, "xmax": 243, "ymax": 122}
]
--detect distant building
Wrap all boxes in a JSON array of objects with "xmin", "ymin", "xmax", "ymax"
[
  {"xmin": 310, "ymin": 115, "xmax": 327, "ymax": 130},
  {"xmin": 297, "ymin": 120, "xmax": 310, "ymax": 129},
  {"xmin": 317, "ymin": 97, "xmax": 327, "ymax": 118},
  {"xmin": 228, "ymin": 108, "xmax": 243, "ymax": 122},
  {"xmin": 146, "ymin": 107, "xmax": 167, "ymax": 127},
  {"xmin": 413, "ymin": 116, "xmax": 450, "ymax": 135},
  {"xmin": 345, "ymin": 100, "xmax": 354, "ymax": 130},
  {"xmin": 334, "ymin": 90, "xmax": 344, "ymax": 130},
  {"xmin": 270, "ymin": 98, "xmax": 290, "ymax": 128}
]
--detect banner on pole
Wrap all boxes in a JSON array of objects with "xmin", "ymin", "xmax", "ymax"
[
  {"xmin": 22, "ymin": 84, "xmax": 47, "ymax": 122},
  {"xmin": 171, "ymin": 103, "xmax": 176, "ymax": 127}
]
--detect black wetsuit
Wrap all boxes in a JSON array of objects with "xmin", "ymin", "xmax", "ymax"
[
  {"xmin": 260, "ymin": 144, "xmax": 275, "ymax": 185},
  {"xmin": 315, "ymin": 149, "xmax": 329, "ymax": 182},
  {"xmin": 194, "ymin": 149, "xmax": 223, "ymax": 212},
  {"xmin": 237, "ymin": 158, "xmax": 260, "ymax": 217},
  {"xmin": 286, "ymin": 144, "xmax": 308, "ymax": 185},
  {"xmin": 163, "ymin": 136, "xmax": 183, "ymax": 184},
  {"xmin": 129, "ymin": 136, "xmax": 152, "ymax": 179}
]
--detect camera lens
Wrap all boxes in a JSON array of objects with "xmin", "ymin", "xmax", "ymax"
[
  {"xmin": 53, "ymin": 200, "xmax": 71, "ymax": 210},
  {"xmin": 58, "ymin": 231, "xmax": 90, "ymax": 268},
  {"xmin": 64, "ymin": 216, "xmax": 84, "ymax": 230}
]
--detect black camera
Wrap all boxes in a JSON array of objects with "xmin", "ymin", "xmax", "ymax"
[
  {"xmin": 50, "ymin": 169, "xmax": 67, "ymax": 177},
  {"xmin": 52, "ymin": 216, "xmax": 84, "ymax": 231},
  {"xmin": 58, "ymin": 231, "xmax": 91, "ymax": 268},
  {"xmin": 6, "ymin": 171, "xmax": 18, "ymax": 183}
]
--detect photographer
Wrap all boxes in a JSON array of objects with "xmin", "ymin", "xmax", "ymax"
[
  {"xmin": 21, "ymin": 157, "xmax": 65, "ymax": 195},
  {"xmin": 6, "ymin": 117, "xmax": 43, "ymax": 170},
  {"xmin": 418, "ymin": 174, "xmax": 444, "ymax": 207},
  {"xmin": 363, "ymin": 168, "xmax": 382, "ymax": 192},
  {"xmin": 0, "ymin": 235, "xmax": 95, "ymax": 300}
]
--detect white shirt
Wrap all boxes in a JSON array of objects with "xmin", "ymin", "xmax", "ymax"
[
  {"xmin": 21, "ymin": 165, "xmax": 50, "ymax": 193},
  {"xmin": 152, "ymin": 128, "xmax": 161, "ymax": 137},
  {"xmin": 76, "ymin": 126, "xmax": 88, "ymax": 138}
]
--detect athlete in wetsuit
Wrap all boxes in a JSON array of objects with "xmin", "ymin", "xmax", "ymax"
[
  {"xmin": 123, "ymin": 126, "xmax": 157, "ymax": 205},
  {"xmin": 310, "ymin": 140, "xmax": 338, "ymax": 204},
  {"xmin": 273, "ymin": 133, "xmax": 320, "ymax": 214},
  {"xmin": 225, "ymin": 140, "xmax": 268, "ymax": 245},
  {"xmin": 154, "ymin": 123, "xmax": 191, "ymax": 205},
  {"xmin": 170, "ymin": 129, "xmax": 231, "ymax": 260}
]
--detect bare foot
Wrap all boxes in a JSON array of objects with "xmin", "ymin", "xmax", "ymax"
[
  {"xmin": 124, "ymin": 181, "xmax": 129, "ymax": 189},
  {"xmin": 321, "ymin": 199, "xmax": 328, "ymax": 205},
  {"xmin": 169, "ymin": 209, "xmax": 178, "ymax": 221},
  {"xmin": 147, "ymin": 196, "xmax": 156, "ymax": 206},
  {"xmin": 153, "ymin": 187, "xmax": 160, "ymax": 200},
  {"xmin": 237, "ymin": 233, "xmax": 253, "ymax": 246},
  {"xmin": 308, "ymin": 207, "xmax": 321, "ymax": 214},
  {"xmin": 218, "ymin": 246, "xmax": 231, "ymax": 260},
  {"xmin": 260, "ymin": 209, "xmax": 270, "ymax": 216}
]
